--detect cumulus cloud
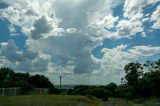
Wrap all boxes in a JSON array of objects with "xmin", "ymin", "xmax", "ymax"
[
  {"xmin": 0, "ymin": 39, "xmax": 51, "ymax": 72},
  {"xmin": 89, "ymin": 0, "xmax": 158, "ymax": 39},
  {"xmin": 0, "ymin": 0, "xmax": 63, "ymax": 39},
  {"xmin": 117, "ymin": 19, "xmax": 143, "ymax": 37},
  {"xmin": 26, "ymin": 33, "xmax": 99, "ymax": 74},
  {"xmin": 86, "ymin": 0, "xmax": 123, "ymax": 40},
  {"xmin": 8, "ymin": 24, "xmax": 18, "ymax": 36},
  {"xmin": 123, "ymin": 0, "xmax": 159, "ymax": 19},
  {"xmin": 0, "ymin": 39, "xmax": 22, "ymax": 61},
  {"xmin": 129, "ymin": 46, "xmax": 160, "ymax": 57},
  {"xmin": 96, "ymin": 45, "xmax": 160, "ymax": 83},
  {"xmin": 114, "ymin": 0, "xmax": 147, "ymax": 38},
  {"xmin": 151, "ymin": 5, "xmax": 160, "ymax": 29},
  {"xmin": 1, "ymin": 0, "xmax": 120, "ymax": 75},
  {"xmin": 119, "ymin": 0, "xmax": 160, "ymax": 38},
  {"xmin": 31, "ymin": 16, "xmax": 53, "ymax": 39},
  {"xmin": 0, "ymin": 39, "xmax": 39, "ymax": 62},
  {"xmin": 0, "ymin": 5, "xmax": 20, "ymax": 25},
  {"xmin": 89, "ymin": 15, "xmax": 119, "ymax": 35},
  {"xmin": 88, "ymin": 0, "xmax": 160, "ymax": 39},
  {"xmin": 66, "ymin": 28, "xmax": 77, "ymax": 34},
  {"xmin": 0, "ymin": 0, "xmax": 160, "ymax": 85},
  {"xmin": 101, "ymin": 45, "xmax": 160, "ymax": 65},
  {"xmin": 87, "ymin": 0, "xmax": 122, "ymax": 25}
]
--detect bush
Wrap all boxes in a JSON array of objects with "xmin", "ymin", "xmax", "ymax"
[{"xmin": 88, "ymin": 87, "xmax": 108, "ymax": 101}]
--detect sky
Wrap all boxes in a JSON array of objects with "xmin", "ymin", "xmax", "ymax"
[{"xmin": 0, "ymin": 0, "xmax": 160, "ymax": 85}]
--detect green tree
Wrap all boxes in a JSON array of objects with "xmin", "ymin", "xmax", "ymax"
[
  {"xmin": 143, "ymin": 59, "xmax": 160, "ymax": 96},
  {"xmin": 124, "ymin": 62, "xmax": 143, "ymax": 86},
  {"xmin": 121, "ymin": 59, "xmax": 160, "ymax": 98},
  {"xmin": 105, "ymin": 82, "xmax": 117, "ymax": 97},
  {"xmin": 147, "ymin": 70, "xmax": 160, "ymax": 96},
  {"xmin": 29, "ymin": 74, "xmax": 54, "ymax": 88},
  {"xmin": 124, "ymin": 62, "xmax": 143, "ymax": 97},
  {"xmin": 0, "ymin": 67, "xmax": 14, "ymax": 81}
]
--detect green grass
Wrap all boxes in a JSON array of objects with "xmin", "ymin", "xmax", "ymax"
[
  {"xmin": 101, "ymin": 98, "xmax": 144, "ymax": 106},
  {"xmin": 0, "ymin": 95, "xmax": 160, "ymax": 106},
  {"xmin": 101, "ymin": 98, "xmax": 160, "ymax": 106},
  {"xmin": 0, "ymin": 95, "xmax": 102, "ymax": 106},
  {"xmin": 130, "ymin": 98, "xmax": 160, "ymax": 106}
]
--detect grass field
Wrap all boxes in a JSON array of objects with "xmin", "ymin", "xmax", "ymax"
[
  {"xmin": 0, "ymin": 95, "xmax": 160, "ymax": 106},
  {"xmin": 0, "ymin": 95, "xmax": 102, "ymax": 106},
  {"xmin": 103, "ymin": 98, "xmax": 160, "ymax": 106}
]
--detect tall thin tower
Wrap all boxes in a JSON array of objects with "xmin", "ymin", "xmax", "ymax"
[{"xmin": 60, "ymin": 75, "xmax": 62, "ymax": 93}]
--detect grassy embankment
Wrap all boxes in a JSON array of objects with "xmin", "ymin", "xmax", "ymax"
[
  {"xmin": 103, "ymin": 98, "xmax": 160, "ymax": 106},
  {"xmin": 0, "ymin": 95, "xmax": 101, "ymax": 106},
  {"xmin": 0, "ymin": 95, "xmax": 160, "ymax": 106}
]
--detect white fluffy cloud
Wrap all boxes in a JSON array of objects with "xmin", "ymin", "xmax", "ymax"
[
  {"xmin": 1, "ymin": 0, "xmax": 159, "ymax": 40},
  {"xmin": 129, "ymin": 46, "xmax": 160, "ymax": 56},
  {"xmin": 123, "ymin": 0, "xmax": 159, "ymax": 19},
  {"xmin": 88, "ymin": 0, "xmax": 160, "ymax": 39},
  {"xmin": 91, "ymin": 14, "xmax": 119, "ymax": 31},
  {"xmin": 8, "ymin": 25, "xmax": 18, "ymax": 36},
  {"xmin": 87, "ymin": 0, "xmax": 122, "ymax": 24},
  {"xmin": 26, "ymin": 33, "xmax": 99, "ymax": 74},
  {"xmin": 151, "ymin": 5, "xmax": 160, "ymax": 29},
  {"xmin": 117, "ymin": 19, "xmax": 143, "ymax": 37},
  {"xmin": 0, "ymin": 40, "xmax": 22, "ymax": 61},
  {"xmin": 0, "ymin": 0, "xmax": 160, "ymax": 85},
  {"xmin": 95, "ymin": 45, "xmax": 160, "ymax": 83},
  {"xmin": 0, "ymin": 0, "xmax": 63, "ymax": 39},
  {"xmin": 120, "ymin": 0, "xmax": 160, "ymax": 37},
  {"xmin": 101, "ymin": 45, "xmax": 160, "ymax": 67},
  {"xmin": 0, "ymin": 39, "xmax": 51, "ymax": 72},
  {"xmin": 31, "ymin": 16, "xmax": 54, "ymax": 39},
  {"xmin": 115, "ymin": 0, "xmax": 146, "ymax": 38},
  {"xmin": 66, "ymin": 28, "xmax": 77, "ymax": 34}
]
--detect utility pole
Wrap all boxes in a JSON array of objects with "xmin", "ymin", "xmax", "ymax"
[{"xmin": 60, "ymin": 75, "xmax": 62, "ymax": 94}]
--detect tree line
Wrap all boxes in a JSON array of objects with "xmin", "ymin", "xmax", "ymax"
[
  {"xmin": 0, "ymin": 68, "xmax": 59, "ymax": 94},
  {"xmin": 118, "ymin": 59, "xmax": 160, "ymax": 98},
  {"xmin": 0, "ymin": 59, "xmax": 160, "ymax": 100},
  {"xmin": 68, "ymin": 59, "xmax": 160, "ymax": 100}
]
